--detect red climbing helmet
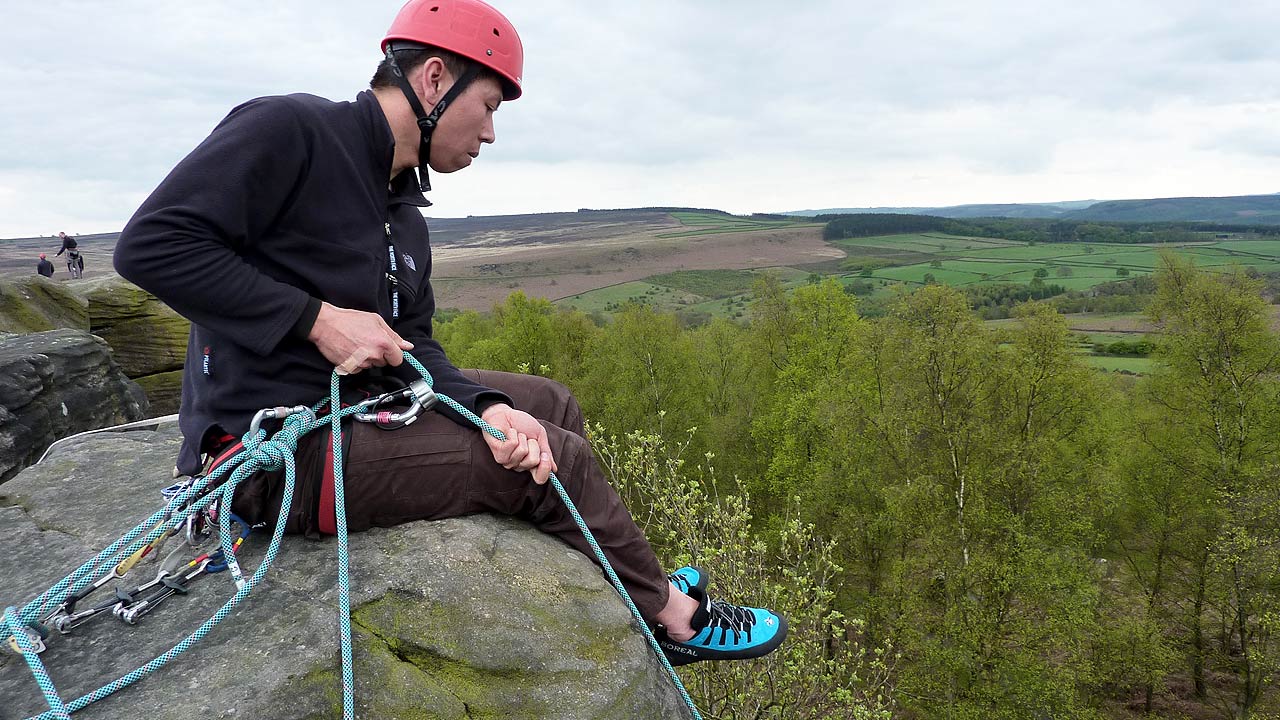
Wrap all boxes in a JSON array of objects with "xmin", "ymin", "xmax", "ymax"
[{"xmin": 382, "ymin": 0, "xmax": 524, "ymax": 101}]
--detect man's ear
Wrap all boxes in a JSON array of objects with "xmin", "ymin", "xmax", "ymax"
[{"xmin": 416, "ymin": 57, "xmax": 450, "ymax": 106}]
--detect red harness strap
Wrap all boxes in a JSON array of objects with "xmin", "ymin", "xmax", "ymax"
[
  {"xmin": 206, "ymin": 439, "xmax": 243, "ymax": 477},
  {"xmin": 319, "ymin": 430, "xmax": 341, "ymax": 536}
]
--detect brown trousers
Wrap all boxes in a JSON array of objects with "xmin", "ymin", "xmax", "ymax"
[{"xmin": 231, "ymin": 369, "xmax": 670, "ymax": 620}]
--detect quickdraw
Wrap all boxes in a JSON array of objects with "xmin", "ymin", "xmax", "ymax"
[{"xmin": 38, "ymin": 512, "xmax": 251, "ymax": 636}]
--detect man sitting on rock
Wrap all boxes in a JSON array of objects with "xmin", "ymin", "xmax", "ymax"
[
  {"xmin": 36, "ymin": 253, "xmax": 54, "ymax": 278},
  {"xmin": 114, "ymin": 0, "xmax": 785, "ymax": 668}
]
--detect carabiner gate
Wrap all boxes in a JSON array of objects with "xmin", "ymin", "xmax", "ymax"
[{"xmin": 353, "ymin": 379, "xmax": 437, "ymax": 430}]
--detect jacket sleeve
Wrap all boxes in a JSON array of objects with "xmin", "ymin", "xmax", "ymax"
[{"xmin": 114, "ymin": 97, "xmax": 313, "ymax": 356}]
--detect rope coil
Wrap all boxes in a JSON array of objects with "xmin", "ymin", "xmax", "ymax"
[{"xmin": 6, "ymin": 356, "xmax": 701, "ymax": 720}]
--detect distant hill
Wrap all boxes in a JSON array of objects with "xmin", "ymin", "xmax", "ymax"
[
  {"xmin": 785, "ymin": 200, "xmax": 1096, "ymax": 219},
  {"xmin": 787, "ymin": 194, "xmax": 1280, "ymax": 225},
  {"xmin": 1063, "ymin": 195, "xmax": 1280, "ymax": 224}
]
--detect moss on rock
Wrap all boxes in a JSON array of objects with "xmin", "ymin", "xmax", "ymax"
[
  {"xmin": 0, "ymin": 277, "xmax": 89, "ymax": 334},
  {"xmin": 133, "ymin": 370, "xmax": 183, "ymax": 415}
]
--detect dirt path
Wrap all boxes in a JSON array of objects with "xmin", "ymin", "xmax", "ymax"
[{"xmin": 431, "ymin": 225, "xmax": 840, "ymax": 310}]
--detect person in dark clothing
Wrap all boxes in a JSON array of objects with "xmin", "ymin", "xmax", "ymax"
[
  {"xmin": 36, "ymin": 253, "xmax": 54, "ymax": 278},
  {"xmin": 113, "ymin": 0, "xmax": 785, "ymax": 668},
  {"xmin": 56, "ymin": 232, "xmax": 77, "ymax": 254},
  {"xmin": 55, "ymin": 232, "xmax": 83, "ymax": 277}
]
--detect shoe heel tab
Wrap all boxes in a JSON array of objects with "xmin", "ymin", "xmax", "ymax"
[{"xmin": 688, "ymin": 585, "xmax": 711, "ymax": 631}]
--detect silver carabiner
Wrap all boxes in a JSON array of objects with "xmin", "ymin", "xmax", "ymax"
[
  {"xmin": 352, "ymin": 379, "xmax": 437, "ymax": 429},
  {"xmin": 248, "ymin": 405, "xmax": 312, "ymax": 436}
]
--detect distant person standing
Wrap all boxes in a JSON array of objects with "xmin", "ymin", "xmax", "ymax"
[
  {"xmin": 36, "ymin": 253, "xmax": 54, "ymax": 278},
  {"xmin": 56, "ymin": 232, "xmax": 83, "ymax": 278},
  {"xmin": 55, "ymin": 231, "xmax": 77, "ymax": 255}
]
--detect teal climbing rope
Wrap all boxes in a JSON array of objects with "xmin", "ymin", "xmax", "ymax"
[
  {"xmin": 6, "ymin": 356, "xmax": 703, "ymax": 720},
  {"xmin": 329, "ymin": 372, "xmax": 357, "ymax": 720},
  {"xmin": 7, "ymin": 407, "xmax": 319, "ymax": 720}
]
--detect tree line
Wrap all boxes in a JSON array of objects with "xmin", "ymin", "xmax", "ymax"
[
  {"xmin": 821, "ymin": 213, "xmax": 1280, "ymax": 244},
  {"xmin": 435, "ymin": 254, "xmax": 1280, "ymax": 719}
]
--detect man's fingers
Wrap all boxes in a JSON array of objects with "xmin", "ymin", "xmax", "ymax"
[
  {"xmin": 383, "ymin": 335, "xmax": 409, "ymax": 366},
  {"xmin": 521, "ymin": 436, "xmax": 539, "ymax": 470},
  {"xmin": 488, "ymin": 426, "xmax": 520, "ymax": 466},
  {"xmin": 506, "ymin": 433, "xmax": 531, "ymax": 469},
  {"xmin": 481, "ymin": 416, "xmax": 556, "ymax": 484},
  {"xmin": 533, "ymin": 452, "xmax": 552, "ymax": 485},
  {"xmin": 372, "ymin": 318, "xmax": 412, "ymax": 366}
]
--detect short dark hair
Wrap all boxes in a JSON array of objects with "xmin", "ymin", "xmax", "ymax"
[{"xmin": 370, "ymin": 45, "xmax": 495, "ymax": 91}]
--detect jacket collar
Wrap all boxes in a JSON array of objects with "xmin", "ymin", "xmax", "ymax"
[{"xmin": 356, "ymin": 90, "xmax": 430, "ymax": 209}]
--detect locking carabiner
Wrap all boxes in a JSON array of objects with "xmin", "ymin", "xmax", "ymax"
[{"xmin": 352, "ymin": 379, "xmax": 437, "ymax": 430}]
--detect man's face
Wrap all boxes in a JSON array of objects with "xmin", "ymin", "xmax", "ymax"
[{"xmin": 427, "ymin": 74, "xmax": 502, "ymax": 174}]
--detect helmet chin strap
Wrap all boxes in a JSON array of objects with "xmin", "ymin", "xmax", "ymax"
[{"xmin": 385, "ymin": 46, "xmax": 479, "ymax": 193}]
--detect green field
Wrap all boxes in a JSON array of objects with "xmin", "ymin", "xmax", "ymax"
[
  {"xmin": 559, "ymin": 219, "xmax": 1280, "ymax": 356},
  {"xmin": 832, "ymin": 233, "xmax": 1020, "ymax": 254},
  {"xmin": 838, "ymin": 233, "xmax": 1280, "ymax": 294},
  {"xmin": 1082, "ymin": 355, "xmax": 1155, "ymax": 373},
  {"xmin": 646, "ymin": 269, "xmax": 760, "ymax": 298},
  {"xmin": 988, "ymin": 313, "xmax": 1160, "ymax": 374},
  {"xmin": 1075, "ymin": 331, "xmax": 1148, "ymax": 345},
  {"xmin": 656, "ymin": 211, "xmax": 817, "ymax": 238},
  {"xmin": 957, "ymin": 244, "xmax": 1096, "ymax": 260}
]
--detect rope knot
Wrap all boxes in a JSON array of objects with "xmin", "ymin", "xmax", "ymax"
[
  {"xmin": 238, "ymin": 409, "xmax": 313, "ymax": 473},
  {"xmin": 250, "ymin": 442, "xmax": 289, "ymax": 472}
]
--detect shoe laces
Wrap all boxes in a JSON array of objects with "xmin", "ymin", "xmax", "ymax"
[{"xmin": 706, "ymin": 599, "xmax": 756, "ymax": 634}]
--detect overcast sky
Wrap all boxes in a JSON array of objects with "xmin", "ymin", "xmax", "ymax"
[{"xmin": 2, "ymin": 0, "xmax": 1278, "ymax": 238}]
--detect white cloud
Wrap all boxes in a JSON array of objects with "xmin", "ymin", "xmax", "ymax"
[{"xmin": 1, "ymin": 0, "xmax": 1278, "ymax": 237}]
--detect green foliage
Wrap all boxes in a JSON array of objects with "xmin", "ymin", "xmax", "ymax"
[
  {"xmin": 964, "ymin": 281, "xmax": 1069, "ymax": 319},
  {"xmin": 1093, "ymin": 339, "xmax": 1155, "ymax": 356},
  {"xmin": 576, "ymin": 304, "xmax": 700, "ymax": 441},
  {"xmin": 436, "ymin": 292, "xmax": 597, "ymax": 383},
  {"xmin": 1111, "ymin": 254, "xmax": 1280, "ymax": 716},
  {"xmin": 822, "ymin": 213, "xmax": 952, "ymax": 240},
  {"xmin": 844, "ymin": 278, "xmax": 876, "ymax": 296},
  {"xmin": 435, "ymin": 258, "xmax": 1280, "ymax": 718},
  {"xmin": 842, "ymin": 292, "xmax": 1108, "ymax": 719},
  {"xmin": 822, "ymin": 214, "xmax": 1280, "ymax": 247},
  {"xmin": 594, "ymin": 427, "xmax": 897, "ymax": 720}
]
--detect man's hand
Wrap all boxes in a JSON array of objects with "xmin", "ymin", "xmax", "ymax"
[
  {"xmin": 308, "ymin": 302, "xmax": 414, "ymax": 375},
  {"xmin": 480, "ymin": 403, "xmax": 557, "ymax": 484}
]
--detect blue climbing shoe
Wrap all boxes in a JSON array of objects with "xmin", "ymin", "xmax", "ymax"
[
  {"xmin": 656, "ymin": 586, "xmax": 787, "ymax": 666},
  {"xmin": 668, "ymin": 565, "xmax": 707, "ymax": 596}
]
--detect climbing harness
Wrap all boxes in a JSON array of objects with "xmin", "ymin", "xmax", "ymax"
[{"xmin": 4, "ymin": 355, "xmax": 702, "ymax": 720}]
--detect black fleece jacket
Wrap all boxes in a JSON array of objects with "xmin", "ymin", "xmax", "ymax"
[{"xmin": 115, "ymin": 90, "xmax": 509, "ymax": 476}]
